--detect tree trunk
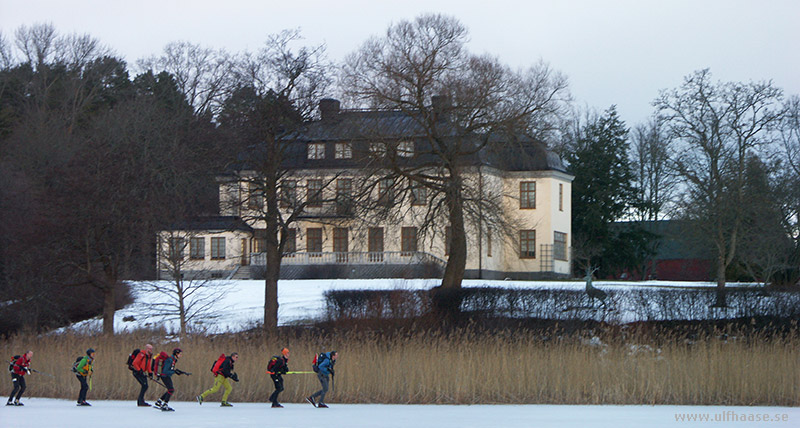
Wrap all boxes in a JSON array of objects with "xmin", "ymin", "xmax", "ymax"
[
  {"xmin": 263, "ymin": 176, "xmax": 281, "ymax": 333},
  {"xmin": 713, "ymin": 255, "xmax": 727, "ymax": 307},
  {"xmin": 433, "ymin": 183, "xmax": 467, "ymax": 317},
  {"xmin": 102, "ymin": 283, "xmax": 116, "ymax": 335}
]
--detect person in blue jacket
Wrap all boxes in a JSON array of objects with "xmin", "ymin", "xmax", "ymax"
[
  {"xmin": 305, "ymin": 351, "xmax": 337, "ymax": 408},
  {"xmin": 154, "ymin": 348, "xmax": 189, "ymax": 411}
]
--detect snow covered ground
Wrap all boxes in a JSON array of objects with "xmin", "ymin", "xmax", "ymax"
[
  {"xmin": 2, "ymin": 399, "xmax": 796, "ymax": 428},
  {"xmin": 58, "ymin": 279, "xmax": 762, "ymax": 334}
]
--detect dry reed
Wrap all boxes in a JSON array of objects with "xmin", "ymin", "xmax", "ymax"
[{"xmin": 1, "ymin": 328, "xmax": 798, "ymax": 406}]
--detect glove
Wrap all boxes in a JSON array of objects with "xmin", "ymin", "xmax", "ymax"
[
  {"xmin": 25, "ymin": 368, "xmax": 31, "ymax": 375},
  {"xmin": 148, "ymin": 372, "xmax": 154, "ymax": 380},
  {"xmin": 231, "ymin": 373, "xmax": 239, "ymax": 382},
  {"xmin": 329, "ymin": 368, "xmax": 334, "ymax": 376}
]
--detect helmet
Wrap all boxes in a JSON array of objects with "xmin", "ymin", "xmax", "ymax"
[
  {"xmin": 86, "ymin": 348, "xmax": 95, "ymax": 355},
  {"xmin": 173, "ymin": 348, "xmax": 183, "ymax": 356}
]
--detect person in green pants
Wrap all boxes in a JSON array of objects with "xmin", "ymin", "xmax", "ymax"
[{"xmin": 197, "ymin": 352, "xmax": 239, "ymax": 407}]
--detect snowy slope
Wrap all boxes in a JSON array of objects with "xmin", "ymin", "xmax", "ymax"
[
  {"xmin": 58, "ymin": 279, "xmax": 758, "ymax": 334},
  {"xmin": 1, "ymin": 399, "xmax": 796, "ymax": 428}
]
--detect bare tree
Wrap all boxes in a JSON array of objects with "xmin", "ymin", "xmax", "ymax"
[
  {"xmin": 217, "ymin": 30, "xmax": 330, "ymax": 332},
  {"xmin": 630, "ymin": 117, "xmax": 678, "ymax": 221},
  {"xmin": 655, "ymin": 69, "xmax": 784, "ymax": 306},
  {"xmin": 137, "ymin": 41, "xmax": 235, "ymax": 118},
  {"xmin": 143, "ymin": 230, "xmax": 229, "ymax": 336},
  {"xmin": 341, "ymin": 14, "xmax": 569, "ymax": 294}
]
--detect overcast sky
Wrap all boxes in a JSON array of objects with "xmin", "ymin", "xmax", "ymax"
[{"xmin": 2, "ymin": 0, "xmax": 798, "ymax": 126}]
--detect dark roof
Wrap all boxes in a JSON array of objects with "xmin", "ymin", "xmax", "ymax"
[
  {"xmin": 168, "ymin": 216, "xmax": 253, "ymax": 232},
  {"xmin": 614, "ymin": 220, "xmax": 712, "ymax": 260},
  {"xmin": 277, "ymin": 108, "xmax": 569, "ymax": 173}
]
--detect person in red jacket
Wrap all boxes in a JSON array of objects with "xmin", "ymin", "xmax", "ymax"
[
  {"xmin": 7, "ymin": 350, "xmax": 33, "ymax": 406},
  {"xmin": 131, "ymin": 344, "xmax": 154, "ymax": 407}
]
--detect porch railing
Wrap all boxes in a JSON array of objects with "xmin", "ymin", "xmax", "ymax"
[{"xmin": 250, "ymin": 251, "xmax": 445, "ymax": 267}]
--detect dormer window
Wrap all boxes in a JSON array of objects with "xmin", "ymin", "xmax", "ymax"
[
  {"xmin": 397, "ymin": 140, "xmax": 414, "ymax": 157},
  {"xmin": 369, "ymin": 142, "xmax": 387, "ymax": 157},
  {"xmin": 308, "ymin": 143, "xmax": 325, "ymax": 160},
  {"xmin": 335, "ymin": 142, "xmax": 352, "ymax": 159}
]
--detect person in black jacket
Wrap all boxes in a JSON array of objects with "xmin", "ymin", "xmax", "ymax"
[
  {"xmin": 197, "ymin": 352, "xmax": 238, "ymax": 407},
  {"xmin": 267, "ymin": 348, "xmax": 290, "ymax": 408}
]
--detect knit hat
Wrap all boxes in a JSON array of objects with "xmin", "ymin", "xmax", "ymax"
[
  {"xmin": 86, "ymin": 348, "xmax": 95, "ymax": 355},
  {"xmin": 173, "ymin": 348, "xmax": 183, "ymax": 356}
]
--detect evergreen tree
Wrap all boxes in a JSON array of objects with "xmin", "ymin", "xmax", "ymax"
[{"xmin": 565, "ymin": 106, "xmax": 638, "ymax": 275}]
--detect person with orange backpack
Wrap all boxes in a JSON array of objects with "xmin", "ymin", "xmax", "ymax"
[
  {"xmin": 196, "ymin": 352, "xmax": 238, "ymax": 407},
  {"xmin": 131, "ymin": 344, "xmax": 154, "ymax": 407},
  {"xmin": 267, "ymin": 348, "xmax": 290, "ymax": 408}
]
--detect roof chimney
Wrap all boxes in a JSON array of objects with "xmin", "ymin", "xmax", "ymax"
[
  {"xmin": 319, "ymin": 98, "xmax": 340, "ymax": 120},
  {"xmin": 431, "ymin": 95, "xmax": 450, "ymax": 120}
]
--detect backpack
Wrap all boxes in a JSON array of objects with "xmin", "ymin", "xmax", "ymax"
[
  {"xmin": 71, "ymin": 356, "xmax": 83, "ymax": 373},
  {"xmin": 311, "ymin": 352, "xmax": 327, "ymax": 373},
  {"xmin": 267, "ymin": 356, "xmax": 278, "ymax": 373},
  {"xmin": 210, "ymin": 354, "xmax": 226, "ymax": 375},
  {"xmin": 152, "ymin": 352, "xmax": 168, "ymax": 376},
  {"xmin": 8, "ymin": 355, "xmax": 20, "ymax": 373},
  {"xmin": 126, "ymin": 349, "xmax": 140, "ymax": 371}
]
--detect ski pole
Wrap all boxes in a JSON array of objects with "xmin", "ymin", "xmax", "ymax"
[{"xmin": 30, "ymin": 369, "xmax": 55, "ymax": 378}]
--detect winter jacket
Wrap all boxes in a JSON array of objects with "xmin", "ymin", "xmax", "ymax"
[
  {"xmin": 269, "ymin": 356, "xmax": 288, "ymax": 375},
  {"xmin": 160, "ymin": 355, "xmax": 178, "ymax": 377},
  {"xmin": 132, "ymin": 350, "xmax": 153, "ymax": 373},
  {"xmin": 317, "ymin": 352, "xmax": 335, "ymax": 376},
  {"xmin": 219, "ymin": 356, "xmax": 236, "ymax": 378},
  {"xmin": 76, "ymin": 356, "xmax": 93, "ymax": 377},
  {"xmin": 11, "ymin": 355, "xmax": 31, "ymax": 376}
]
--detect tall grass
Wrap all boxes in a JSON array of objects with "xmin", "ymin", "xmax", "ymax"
[{"xmin": 2, "ymin": 328, "xmax": 798, "ymax": 406}]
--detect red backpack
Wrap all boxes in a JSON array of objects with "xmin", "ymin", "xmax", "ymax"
[
  {"xmin": 210, "ymin": 354, "xmax": 226, "ymax": 375},
  {"xmin": 152, "ymin": 352, "xmax": 169, "ymax": 376}
]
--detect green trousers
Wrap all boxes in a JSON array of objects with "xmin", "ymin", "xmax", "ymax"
[{"xmin": 200, "ymin": 375, "xmax": 232, "ymax": 402}]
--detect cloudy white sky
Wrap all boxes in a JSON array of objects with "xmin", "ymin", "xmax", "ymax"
[{"xmin": 1, "ymin": 0, "xmax": 798, "ymax": 126}]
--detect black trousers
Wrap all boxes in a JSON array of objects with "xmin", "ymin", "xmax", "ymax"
[
  {"xmin": 269, "ymin": 374, "xmax": 284, "ymax": 404},
  {"xmin": 159, "ymin": 376, "xmax": 175, "ymax": 403},
  {"xmin": 76, "ymin": 375, "xmax": 89, "ymax": 403},
  {"xmin": 8, "ymin": 374, "xmax": 26, "ymax": 402},
  {"xmin": 132, "ymin": 371, "xmax": 148, "ymax": 405}
]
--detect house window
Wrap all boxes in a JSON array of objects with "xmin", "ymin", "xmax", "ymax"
[
  {"xmin": 169, "ymin": 238, "xmax": 186, "ymax": 261},
  {"xmin": 283, "ymin": 228, "xmax": 296, "ymax": 255},
  {"xmin": 519, "ymin": 230, "xmax": 535, "ymax": 259},
  {"xmin": 487, "ymin": 228, "xmax": 492, "ymax": 257},
  {"xmin": 559, "ymin": 183, "xmax": 564, "ymax": 212},
  {"xmin": 445, "ymin": 226, "xmax": 451, "ymax": 255},
  {"xmin": 335, "ymin": 142, "xmax": 352, "ymax": 159},
  {"xmin": 520, "ymin": 181, "xmax": 536, "ymax": 209},
  {"xmin": 369, "ymin": 141, "xmax": 387, "ymax": 157},
  {"xmin": 307, "ymin": 228, "xmax": 323, "ymax": 255},
  {"xmin": 211, "ymin": 237, "xmax": 226, "ymax": 260},
  {"xmin": 307, "ymin": 179, "xmax": 323, "ymax": 207},
  {"xmin": 368, "ymin": 227, "xmax": 384, "ymax": 262},
  {"xmin": 333, "ymin": 227, "xmax": 348, "ymax": 262},
  {"xmin": 336, "ymin": 178, "xmax": 353, "ymax": 215},
  {"xmin": 401, "ymin": 227, "xmax": 417, "ymax": 256},
  {"xmin": 190, "ymin": 237, "xmax": 205, "ymax": 259},
  {"xmin": 378, "ymin": 178, "xmax": 393, "ymax": 206},
  {"xmin": 554, "ymin": 231, "xmax": 568, "ymax": 261},
  {"xmin": 281, "ymin": 180, "xmax": 297, "ymax": 208},
  {"xmin": 308, "ymin": 143, "xmax": 325, "ymax": 159},
  {"xmin": 248, "ymin": 181, "xmax": 263, "ymax": 209},
  {"xmin": 411, "ymin": 186, "xmax": 427, "ymax": 206},
  {"xmin": 397, "ymin": 140, "xmax": 414, "ymax": 157}
]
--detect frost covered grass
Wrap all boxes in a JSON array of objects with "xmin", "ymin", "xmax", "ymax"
[{"xmin": 2, "ymin": 327, "xmax": 798, "ymax": 406}]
